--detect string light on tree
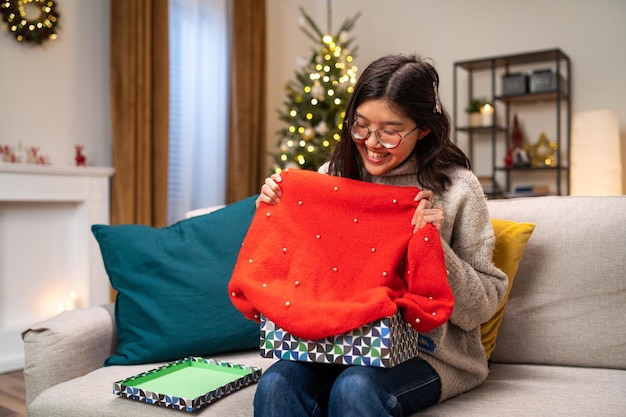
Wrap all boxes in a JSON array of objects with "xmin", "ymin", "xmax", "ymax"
[{"xmin": 273, "ymin": 5, "xmax": 360, "ymax": 172}]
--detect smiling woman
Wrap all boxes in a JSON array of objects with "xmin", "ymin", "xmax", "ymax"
[{"xmin": 0, "ymin": 0, "xmax": 60, "ymax": 44}]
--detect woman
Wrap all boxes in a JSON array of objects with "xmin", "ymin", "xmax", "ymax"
[{"xmin": 254, "ymin": 54, "xmax": 507, "ymax": 416}]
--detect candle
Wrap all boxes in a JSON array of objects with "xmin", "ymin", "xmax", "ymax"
[
  {"xmin": 66, "ymin": 291, "xmax": 79, "ymax": 310},
  {"xmin": 480, "ymin": 104, "xmax": 494, "ymax": 126},
  {"xmin": 58, "ymin": 291, "xmax": 81, "ymax": 312}
]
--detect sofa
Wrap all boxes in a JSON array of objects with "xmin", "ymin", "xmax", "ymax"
[{"xmin": 22, "ymin": 195, "xmax": 626, "ymax": 416}]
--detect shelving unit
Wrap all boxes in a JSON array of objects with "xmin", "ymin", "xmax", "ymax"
[{"xmin": 453, "ymin": 49, "xmax": 571, "ymax": 198}]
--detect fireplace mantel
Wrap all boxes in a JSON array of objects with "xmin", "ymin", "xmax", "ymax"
[{"xmin": 0, "ymin": 164, "xmax": 114, "ymax": 372}]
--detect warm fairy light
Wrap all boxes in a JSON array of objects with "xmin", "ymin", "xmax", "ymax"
[{"xmin": 273, "ymin": 8, "xmax": 360, "ymax": 172}]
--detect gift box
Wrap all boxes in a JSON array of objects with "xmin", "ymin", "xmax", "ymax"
[
  {"xmin": 260, "ymin": 312, "xmax": 419, "ymax": 368},
  {"xmin": 113, "ymin": 357, "xmax": 262, "ymax": 412}
]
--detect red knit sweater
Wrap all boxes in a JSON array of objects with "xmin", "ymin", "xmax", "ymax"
[{"xmin": 228, "ymin": 169, "xmax": 454, "ymax": 340}]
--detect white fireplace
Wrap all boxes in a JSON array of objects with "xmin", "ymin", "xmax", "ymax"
[{"xmin": 0, "ymin": 164, "xmax": 114, "ymax": 372}]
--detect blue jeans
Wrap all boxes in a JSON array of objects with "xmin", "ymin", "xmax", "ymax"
[{"xmin": 253, "ymin": 357, "xmax": 441, "ymax": 417}]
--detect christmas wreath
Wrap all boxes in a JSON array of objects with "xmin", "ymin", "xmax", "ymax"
[{"xmin": 1, "ymin": 0, "xmax": 60, "ymax": 44}]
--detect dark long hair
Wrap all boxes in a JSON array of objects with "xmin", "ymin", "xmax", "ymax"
[{"xmin": 327, "ymin": 54, "xmax": 470, "ymax": 193}]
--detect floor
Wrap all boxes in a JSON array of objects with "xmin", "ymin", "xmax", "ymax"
[{"xmin": 0, "ymin": 370, "xmax": 26, "ymax": 417}]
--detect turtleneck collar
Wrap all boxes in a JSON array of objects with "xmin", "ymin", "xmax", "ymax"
[{"xmin": 362, "ymin": 154, "xmax": 421, "ymax": 188}]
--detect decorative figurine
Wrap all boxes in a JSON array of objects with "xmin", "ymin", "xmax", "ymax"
[
  {"xmin": 75, "ymin": 145, "xmax": 86, "ymax": 166},
  {"xmin": 29, "ymin": 146, "xmax": 40, "ymax": 164},
  {"xmin": 510, "ymin": 115, "xmax": 530, "ymax": 168},
  {"xmin": 504, "ymin": 148, "xmax": 514, "ymax": 168},
  {"xmin": 530, "ymin": 132, "xmax": 558, "ymax": 167}
]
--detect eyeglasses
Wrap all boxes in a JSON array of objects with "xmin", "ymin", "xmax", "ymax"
[{"xmin": 350, "ymin": 119, "xmax": 419, "ymax": 149}]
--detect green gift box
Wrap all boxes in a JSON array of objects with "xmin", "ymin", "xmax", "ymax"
[
  {"xmin": 113, "ymin": 357, "xmax": 261, "ymax": 412},
  {"xmin": 260, "ymin": 312, "xmax": 419, "ymax": 368}
]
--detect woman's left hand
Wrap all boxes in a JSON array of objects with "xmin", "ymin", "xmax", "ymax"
[{"xmin": 411, "ymin": 190, "xmax": 445, "ymax": 234}]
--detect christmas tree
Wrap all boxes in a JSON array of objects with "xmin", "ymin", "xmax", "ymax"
[{"xmin": 273, "ymin": 6, "xmax": 360, "ymax": 172}]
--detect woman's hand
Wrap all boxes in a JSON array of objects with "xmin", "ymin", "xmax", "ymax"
[
  {"xmin": 256, "ymin": 173, "xmax": 283, "ymax": 208},
  {"xmin": 411, "ymin": 190, "xmax": 445, "ymax": 234}
]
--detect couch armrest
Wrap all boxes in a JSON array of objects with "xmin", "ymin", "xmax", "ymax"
[{"xmin": 21, "ymin": 303, "xmax": 118, "ymax": 407}]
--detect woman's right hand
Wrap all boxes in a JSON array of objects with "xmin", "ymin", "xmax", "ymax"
[{"xmin": 256, "ymin": 173, "xmax": 283, "ymax": 208}]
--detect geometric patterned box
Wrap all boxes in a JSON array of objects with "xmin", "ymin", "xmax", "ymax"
[
  {"xmin": 113, "ymin": 357, "xmax": 262, "ymax": 412},
  {"xmin": 260, "ymin": 312, "xmax": 419, "ymax": 368}
]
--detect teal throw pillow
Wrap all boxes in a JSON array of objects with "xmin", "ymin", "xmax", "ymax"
[{"xmin": 92, "ymin": 195, "xmax": 259, "ymax": 366}]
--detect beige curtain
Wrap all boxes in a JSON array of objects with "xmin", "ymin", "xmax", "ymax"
[
  {"xmin": 226, "ymin": 0, "xmax": 267, "ymax": 203},
  {"xmin": 110, "ymin": 0, "xmax": 169, "ymax": 227}
]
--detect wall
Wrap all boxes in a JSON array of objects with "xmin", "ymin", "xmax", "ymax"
[
  {"xmin": 1, "ymin": 0, "xmax": 623, "ymax": 185},
  {"xmin": 0, "ymin": 0, "xmax": 110, "ymax": 372},
  {"xmin": 266, "ymin": 0, "xmax": 626, "ymax": 191},
  {"xmin": 0, "ymin": 0, "xmax": 111, "ymax": 167}
]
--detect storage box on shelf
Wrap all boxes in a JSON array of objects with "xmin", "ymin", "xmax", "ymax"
[{"xmin": 453, "ymin": 49, "xmax": 570, "ymax": 198}]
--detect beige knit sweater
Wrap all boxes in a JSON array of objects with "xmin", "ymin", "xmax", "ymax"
[{"xmin": 319, "ymin": 156, "xmax": 508, "ymax": 401}]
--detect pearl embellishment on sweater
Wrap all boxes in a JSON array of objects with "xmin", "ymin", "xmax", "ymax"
[{"xmin": 228, "ymin": 170, "xmax": 454, "ymax": 338}]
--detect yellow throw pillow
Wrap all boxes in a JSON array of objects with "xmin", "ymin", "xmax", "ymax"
[{"xmin": 481, "ymin": 219, "xmax": 535, "ymax": 359}]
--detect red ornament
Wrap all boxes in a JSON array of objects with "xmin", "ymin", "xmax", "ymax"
[{"xmin": 75, "ymin": 145, "xmax": 86, "ymax": 166}]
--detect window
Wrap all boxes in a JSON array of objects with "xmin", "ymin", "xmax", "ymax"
[{"xmin": 168, "ymin": 0, "xmax": 229, "ymax": 224}]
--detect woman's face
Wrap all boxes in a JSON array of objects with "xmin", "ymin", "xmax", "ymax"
[{"xmin": 351, "ymin": 99, "xmax": 429, "ymax": 176}]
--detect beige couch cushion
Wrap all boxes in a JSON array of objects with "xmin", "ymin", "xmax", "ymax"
[
  {"xmin": 27, "ymin": 350, "xmax": 272, "ymax": 417},
  {"xmin": 29, "ymin": 358, "xmax": 626, "ymax": 417},
  {"xmin": 486, "ymin": 196, "xmax": 626, "ymax": 369},
  {"xmin": 421, "ymin": 364, "xmax": 626, "ymax": 416}
]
